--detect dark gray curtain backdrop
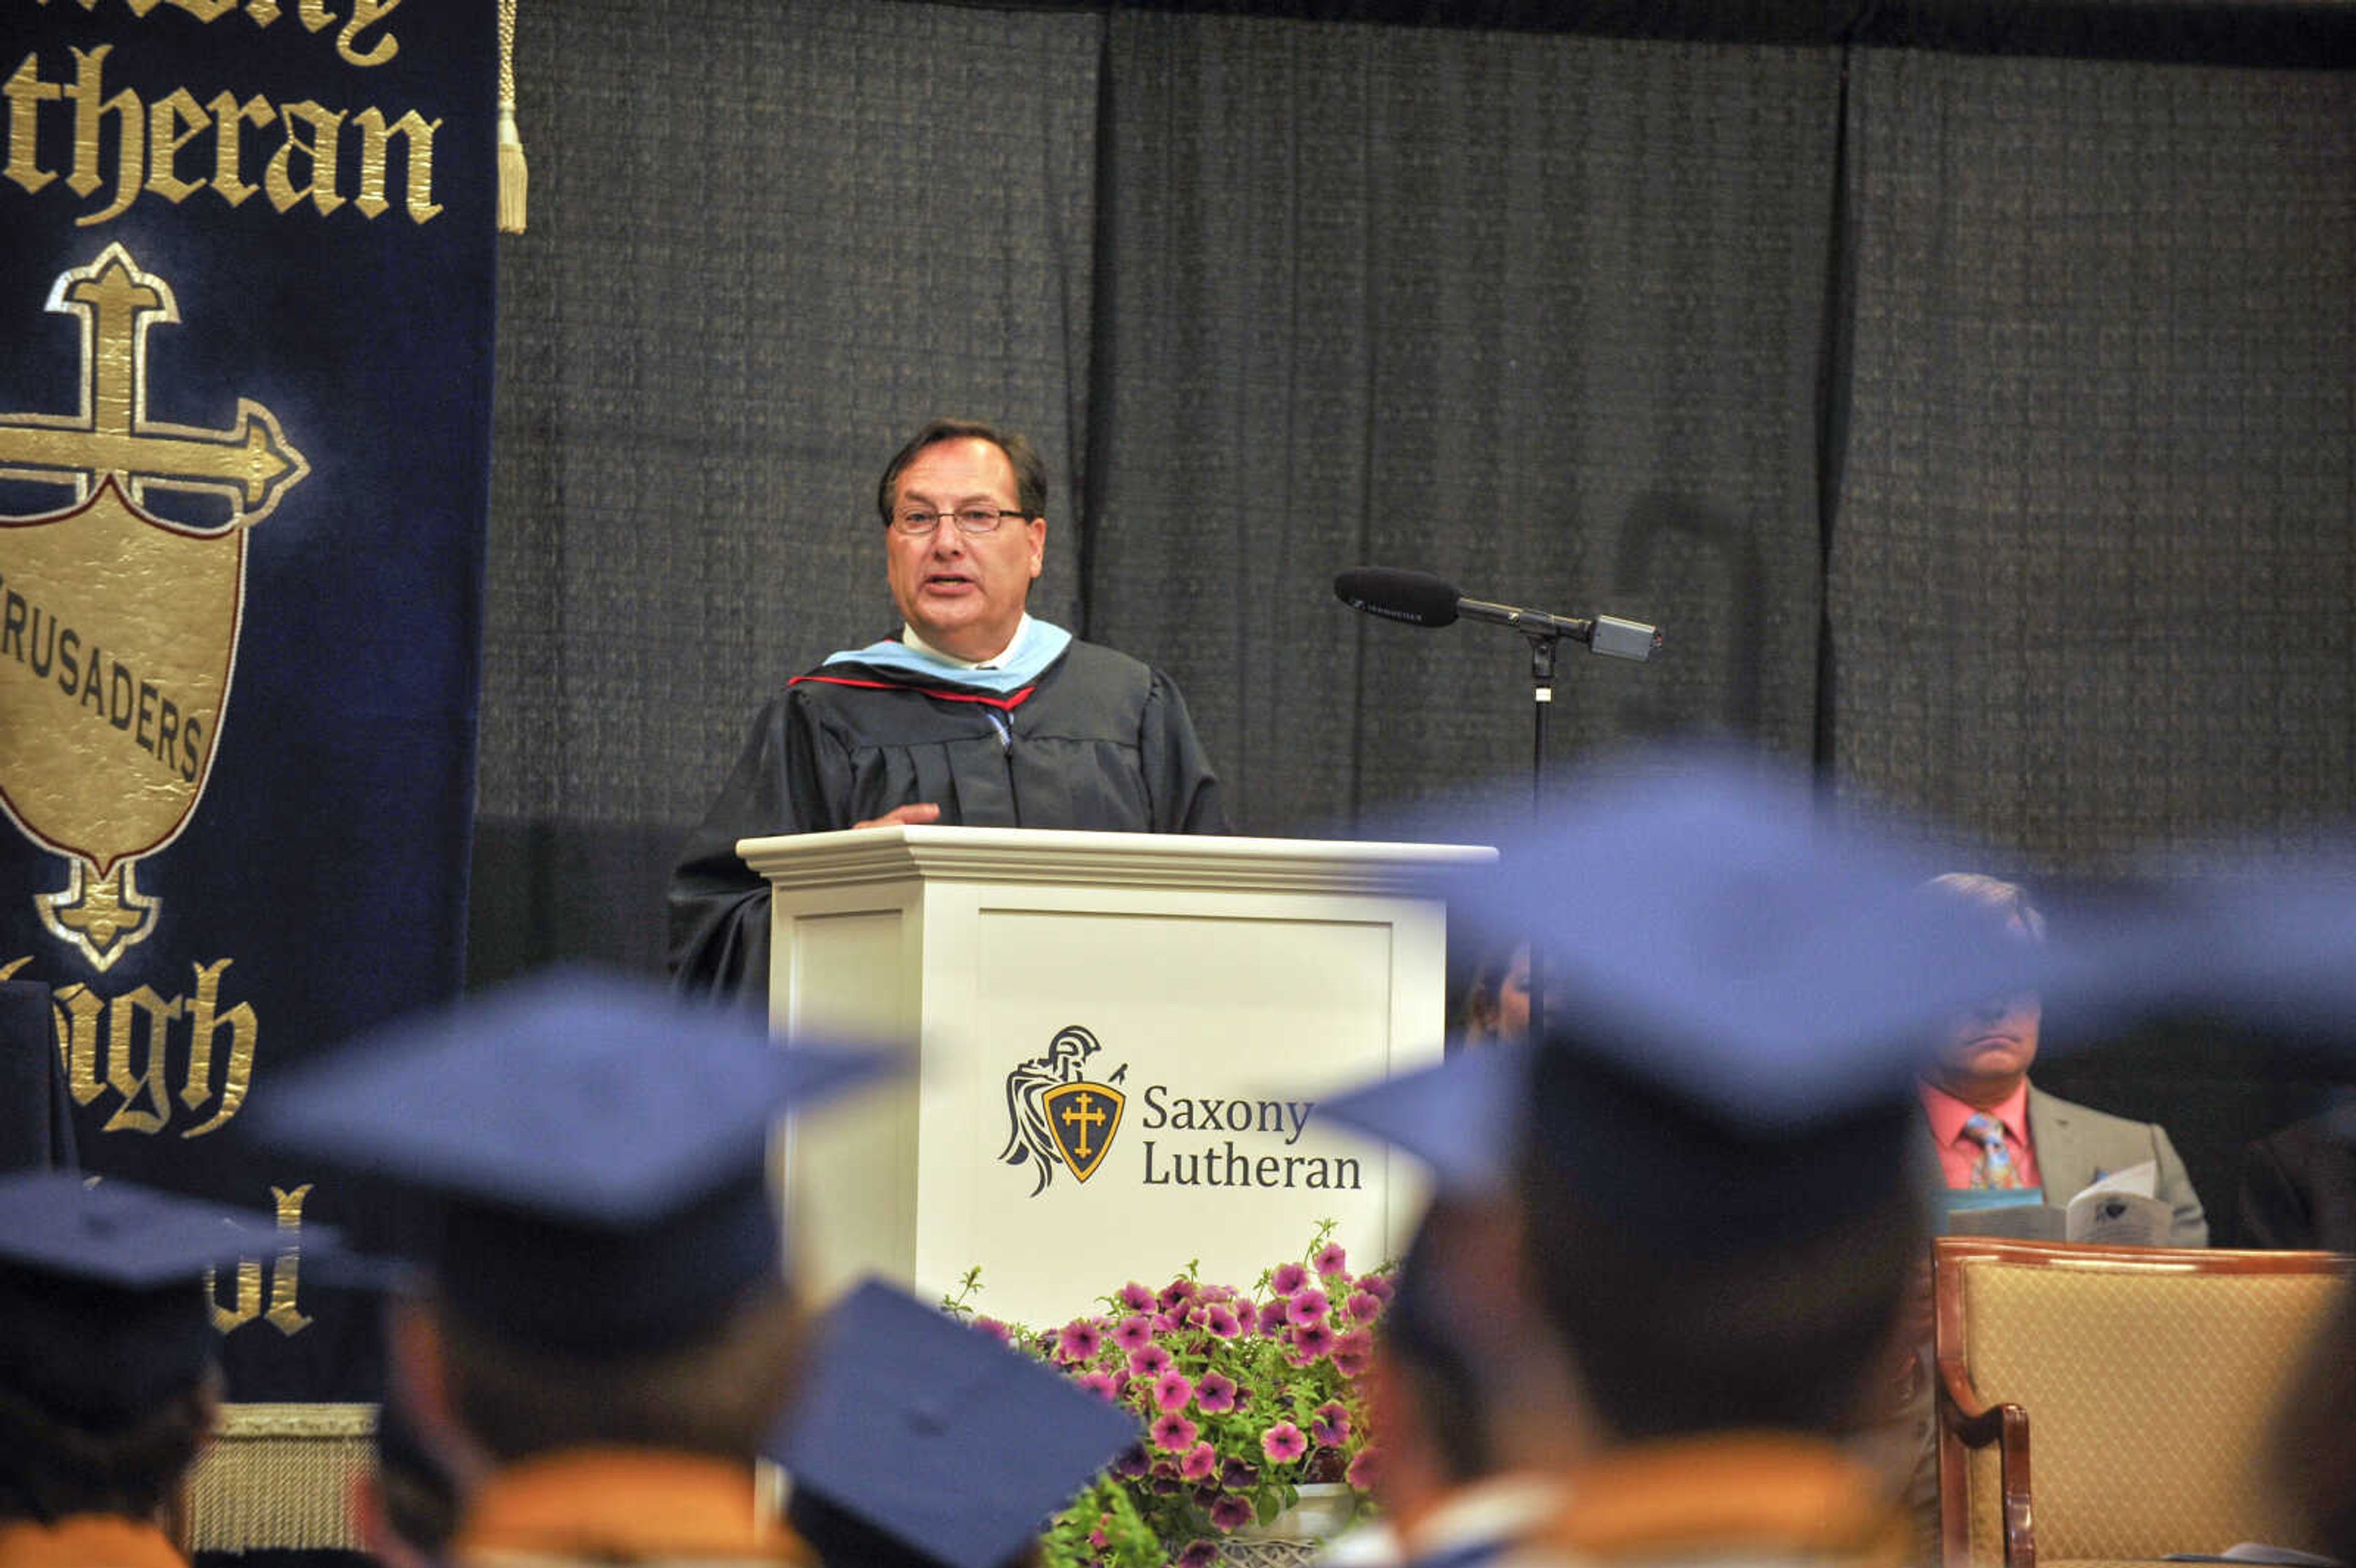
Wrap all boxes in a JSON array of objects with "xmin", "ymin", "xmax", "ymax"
[
  {"xmin": 1087, "ymin": 17, "xmax": 1837, "ymax": 834},
  {"xmin": 474, "ymin": 0, "xmax": 2354, "ymax": 1229},
  {"xmin": 1830, "ymin": 50, "xmax": 2356, "ymax": 870}
]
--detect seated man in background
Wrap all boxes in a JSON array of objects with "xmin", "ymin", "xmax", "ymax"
[
  {"xmin": 247, "ymin": 972, "xmax": 893, "ymax": 1568},
  {"xmin": 669, "ymin": 418, "xmax": 1228, "ymax": 1002},
  {"xmin": 1915, "ymin": 872, "xmax": 2208, "ymax": 1245},
  {"xmin": 0, "ymin": 1175, "xmax": 279, "ymax": 1568}
]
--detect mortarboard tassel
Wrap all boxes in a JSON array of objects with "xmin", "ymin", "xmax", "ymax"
[{"xmin": 497, "ymin": 0, "xmax": 528, "ymax": 234}]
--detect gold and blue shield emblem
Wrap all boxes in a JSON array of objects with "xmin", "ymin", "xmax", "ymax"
[
  {"xmin": 0, "ymin": 244, "xmax": 304, "ymax": 972},
  {"xmin": 1041, "ymin": 1080, "xmax": 1125, "ymax": 1183}
]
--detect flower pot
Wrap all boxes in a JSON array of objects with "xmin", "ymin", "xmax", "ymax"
[{"xmin": 1220, "ymin": 1483, "xmax": 1363, "ymax": 1568}]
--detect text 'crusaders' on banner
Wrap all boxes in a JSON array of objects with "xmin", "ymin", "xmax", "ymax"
[{"xmin": 0, "ymin": 0, "xmax": 497, "ymax": 1521}]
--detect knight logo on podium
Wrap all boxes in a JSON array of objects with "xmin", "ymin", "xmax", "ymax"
[
  {"xmin": 1001, "ymin": 1024, "xmax": 1128, "ymax": 1193},
  {"xmin": 0, "ymin": 244, "xmax": 307, "ymax": 974}
]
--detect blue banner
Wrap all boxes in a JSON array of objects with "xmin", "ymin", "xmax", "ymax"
[{"xmin": 0, "ymin": 1, "xmax": 495, "ymax": 1408}]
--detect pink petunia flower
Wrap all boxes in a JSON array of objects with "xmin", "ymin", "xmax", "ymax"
[
  {"xmin": 1288, "ymin": 1320, "xmax": 1338, "ymax": 1362},
  {"xmin": 1128, "ymin": 1343, "xmax": 1174, "ymax": 1378},
  {"xmin": 1346, "ymin": 1447, "xmax": 1380, "ymax": 1490},
  {"xmin": 1152, "ymin": 1412, "xmax": 1199, "ymax": 1453},
  {"xmin": 1344, "ymin": 1290, "xmax": 1383, "ymax": 1324},
  {"xmin": 1077, "ymin": 1370, "xmax": 1121, "ymax": 1402},
  {"xmin": 1113, "ymin": 1445, "xmax": 1149, "ymax": 1479},
  {"xmin": 1160, "ymin": 1278, "xmax": 1199, "ymax": 1310},
  {"xmin": 1202, "ymin": 1302, "xmax": 1244, "ymax": 1339},
  {"xmin": 1270, "ymin": 1262, "xmax": 1309, "ymax": 1295},
  {"xmin": 1195, "ymin": 1370, "xmax": 1238, "ymax": 1413},
  {"xmin": 1256, "ymin": 1299, "xmax": 1290, "ymax": 1336},
  {"xmin": 1180, "ymin": 1440, "xmax": 1218, "ymax": 1482},
  {"xmin": 1178, "ymin": 1541, "xmax": 1219, "ymax": 1568},
  {"xmin": 1111, "ymin": 1313, "xmax": 1156, "ymax": 1353},
  {"xmin": 1153, "ymin": 1369, "xmax": 1196, "ymax": 1413},
  {"xmin": 1311, "ymin": 1401, "xmax": 1352, "ymax": 1447},
  {"xmin": 1088, "ymin": 1529, "xmax": 1110, "ymax": 1549},
  {"xmin": 1354, "ymin": 1272, "xmax": 1395, "ymax": 1303},
  {"xmin": 1209, "ymin": 1496, "xmax": 1256, "ymax": 1532},
  {"xmin": 1056, "ymin": 1318, "xmax": 1104, "ymax": 1363},
  {"xmin": 1118, "ymin": 1281, "xmax": 1158, "ymax": 1312},
  {"xmin": 971, "ymin": 1315, "xmax": 1013, "ymax": 1344},
  {"xmin": 1261, "ymin": 1420, "xmax": 1308, "ymax": 1464},
  {"xmin": 1330, "ymin": 1328, "xmax": 1373, "ymax": 1377},
  {"xmin": 1314, "ymin": 1241, "xmax": 1349, "ymax": 1278},
  {"xmin": 1287, "ymin": 1288, "xmax": 1330, "ymax": 1326}
]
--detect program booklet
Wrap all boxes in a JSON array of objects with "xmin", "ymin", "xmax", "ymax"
[{"xmin": 1933, "ymin": 1161, "xmax": 2173, "ymax": 1245}]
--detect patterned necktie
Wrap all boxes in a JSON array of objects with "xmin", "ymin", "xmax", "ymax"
[{"xmin": 1961, "ymin": 1112, "xmax": 2024, "ymax": 1189}]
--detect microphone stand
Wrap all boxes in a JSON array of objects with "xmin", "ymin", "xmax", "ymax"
[{"xmin": 1525, "ymin": 631, "xmax": 1558, "ymax": 1047}]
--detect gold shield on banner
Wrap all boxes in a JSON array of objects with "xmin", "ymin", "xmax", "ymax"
[
  {"xmin": 0, "ymin": 480, "xmax": 245, "ymax": 967},
  {"xmin": 0, "ymin": 244, "xmax": 304, "ymax": 972}
]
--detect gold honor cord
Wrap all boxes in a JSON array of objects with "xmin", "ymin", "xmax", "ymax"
[{"xmin": 498, "ymin": 0, "xmax": 528, "ymax": 233}]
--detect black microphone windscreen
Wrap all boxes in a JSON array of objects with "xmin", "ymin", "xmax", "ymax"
[{"xmin": 1333, "ymin": 567, "xmax": 1460, "ymax": 628}]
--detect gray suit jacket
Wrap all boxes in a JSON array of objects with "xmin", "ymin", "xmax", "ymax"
[
  {"xmin": 2025, "ymin": 1085, "xmax": 2210, "ymax": 1247},
  {"xmin": 1918, "ymin": 1083, "xmax": 2210, "ymax": 1248}
]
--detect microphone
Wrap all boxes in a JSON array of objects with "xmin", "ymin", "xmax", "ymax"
[{"xmin": 1333, "ymin": 567, "xmax": 1660, "ymax": 661}]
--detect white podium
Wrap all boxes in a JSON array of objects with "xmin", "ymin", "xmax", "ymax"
[{"xmin": 741, "ymin": 825, "xmax": 1494, "ymax": 1329}]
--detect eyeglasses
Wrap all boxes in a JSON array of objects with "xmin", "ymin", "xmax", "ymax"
[{"xmin": 890, "ymin": 507, "xmax": 1028, "ymax": 537}]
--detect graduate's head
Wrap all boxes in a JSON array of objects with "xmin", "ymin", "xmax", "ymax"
[
  {"xmin": 1325, "ymin": 747, "xmax": 2064, "ymax": 1446},
  {"xmin": 1510, "ymin": 1052, "xmax": 1924, "ymax": 1442},
  {"xmin": 245, "ymin": 969, "xmax": 897, "ymax": 1466},
  {"xmin": 876, "ymin": 420, "xmax": 1049, "ymax": 664},
  {"xmin": 409, "ymin": 1269, "xmax": 810, "ymax": 1464},
  {"xmin": 0, "ymin": 1175, "xmax": 270, "ymax": 1524}
]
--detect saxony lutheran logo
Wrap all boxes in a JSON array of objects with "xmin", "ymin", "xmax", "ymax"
[
  {"xmin": 0, "ymin": 244, "xmax": 308, "ymax": 972},
  {"xmin": 999, "ymin": 1024, "xmax": 1128, "ymax": 1195}
]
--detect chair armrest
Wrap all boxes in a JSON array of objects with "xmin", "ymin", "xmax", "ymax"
[
  {"xmin": 1937, "ymin": 1351, "xmax": 2005, "ymax": 1446},
  {"xmin": 1936, "ymin": 1354, "xmax": 2035, "ymax": 1568}
]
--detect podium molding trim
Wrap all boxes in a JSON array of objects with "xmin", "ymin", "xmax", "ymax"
[{"xmin": 740, "ymin": 824, "xmax": 1495, "ymax": 894}]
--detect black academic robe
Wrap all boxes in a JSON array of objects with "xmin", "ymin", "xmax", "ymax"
[{"xmin": 666, "ymin": 639, "xmax": 1228, "ymax": 1001}]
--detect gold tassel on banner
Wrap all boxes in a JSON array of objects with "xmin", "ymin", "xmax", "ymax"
[
  {"xmin": 179, "ymin": 1403, "xmax": 379, "ymax": 1553},
  {"xmin": 498, "ymin": 0, "xmax": 528, "ymax": 233}
]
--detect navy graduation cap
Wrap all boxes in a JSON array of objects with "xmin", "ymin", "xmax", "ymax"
[
  {"xmin": 772, "ymin": 1279, "xmax": 1140, "ymax": 1568},
  {"xmin": 1319, "ymin": 1042, "xmax": 1530, "ymax": 1196},
  {"xmin": 2123, "ymin": 851, "xmax": 2356, "ymax": 1045},
  {"xmin": 1329, "ymin": 745, "xmax": 2055, "ymax": 1243},
  {"xmin": 0, "ymin": 1172, "xmax": 280, "ymax": 1426},
  {"xmin": 244, "ymin": 967, "xmax": 896, "ymax": 1357}
]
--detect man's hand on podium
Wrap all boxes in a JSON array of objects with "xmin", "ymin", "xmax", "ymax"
[{"xmin": 852, "ymin": 804, "xmax": 943, "ymax": 831}]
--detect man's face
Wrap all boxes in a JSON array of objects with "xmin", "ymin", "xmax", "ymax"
[
  {"xmin": 1927, "ymin": 991, "xmax": 2042, "ymax": 1104},
  {"xmin": 884, "ymin": 437, "xmax": 1045, "ymax": 664}
]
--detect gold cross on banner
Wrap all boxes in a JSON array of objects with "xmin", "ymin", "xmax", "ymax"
[{"xmin": 0, "ymin": 244, "xmax": 308, "ymax": 525}]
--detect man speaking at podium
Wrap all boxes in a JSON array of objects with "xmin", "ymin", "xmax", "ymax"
[{"xmin": 668, "ymin": 419, "xmax": 1228, "ymax": 1001}]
